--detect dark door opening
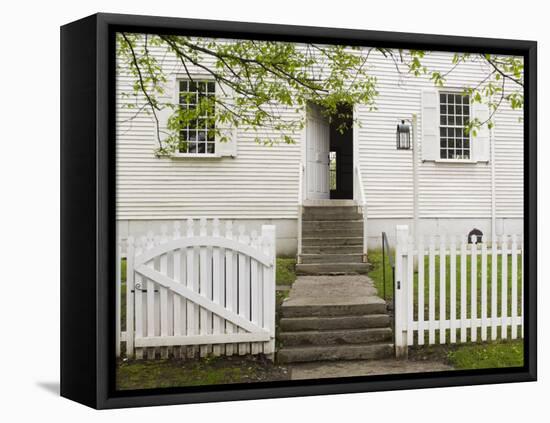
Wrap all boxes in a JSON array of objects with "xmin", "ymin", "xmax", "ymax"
[{"xmin": 329, "ymin": 104, "xmax": 353, "ymax": 199}]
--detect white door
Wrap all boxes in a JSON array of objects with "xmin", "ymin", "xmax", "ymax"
[{"xmin": 306, "ymin": 104, "xmax": 330, "ymax": 199}]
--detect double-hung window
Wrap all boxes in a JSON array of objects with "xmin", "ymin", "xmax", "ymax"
[
  {"xmin": 178, "ymin": 80, "xmax": 216, "ymax": 154},
  {"xmin": 439, "ymin": 92, "xmax": 470, "ymax": 160}
]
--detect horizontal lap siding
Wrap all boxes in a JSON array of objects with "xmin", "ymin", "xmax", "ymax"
[
  {"xmin": 117, "ymin": 40, "xmax": 523, "ymax": 222},
  {"xmin": 116, "ymin": 39, "xmax": 301, "ymax": 220},
  {"xmin": 361, "ymin": 51, "xmax": 522, "ymax": 219},
  {"xmin": 494, "ymin": 102, "xmax": 523, "ymax": 218}
]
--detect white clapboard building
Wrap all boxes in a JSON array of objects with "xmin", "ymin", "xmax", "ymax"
[{"xmin": 116, "ymin": 39, "xmax": 523, "ymax": 273}]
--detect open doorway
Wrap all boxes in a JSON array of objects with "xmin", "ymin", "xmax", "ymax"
[
  {"xmin": 329, "ymin": 104, "xmax": 354, "ymax": 199},
  {"xmin": 305, "ymin": 103, "xmax": 354, "ymax": 200}
]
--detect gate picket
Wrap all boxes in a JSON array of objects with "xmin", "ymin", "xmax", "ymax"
[{"xmin": 120, "ymin": 219, "xmax": 276, "ymax": 360}]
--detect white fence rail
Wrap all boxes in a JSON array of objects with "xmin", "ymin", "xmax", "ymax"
[
  {"xmin": 394, "ymin": 225, "xmax": 523, "ymax": 358},
  {"xmin": 118, "ymin": 218, "xmax": 276, "ymax": 360}
]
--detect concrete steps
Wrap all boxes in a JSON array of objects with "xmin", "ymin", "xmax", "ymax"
[
  {"xmin": 303, "ymin": 206, "xmax": 362, "ymax": 221},
  {"xmin": 280, "ymin": 314, "xmax": 390, "ymax": 331},
  {"xmin": 277, "ymin": 276, "xmax": 393, "ymax": 364},
  {"xmin": 302, "ymin": 245, "xmax": 363, "ymax": 255},
  {"xmin": 302, "ymin": 220, "xmax": 363, "ymax": 231},
  {"xmin": 278, "ymin": 343, "xmax": 394, "ymax": 364},
  {"xmin": 298, "ymin": 204, "xmax": 367, "ymax": 275},
  {"xmin": 280, "ymin": 327, "xmax": 392, "ymax": 347},
  {"xmin": 300, "ymin": 253, "xmax": 364, "ymax": 264},
  {"xmin": 302, "ymin": 228, "xmax": 363, "ymax": 238},
  {"xmin": 296, "ymin": 262, "xmax": 370, "ymax": 275},
  {"xmin": 281, "ymin": 296, "xmax": 387, "ymax": 318},
  {"xmin": 302, "ymin": 237, "xmax": 363, "ymax": 246}
]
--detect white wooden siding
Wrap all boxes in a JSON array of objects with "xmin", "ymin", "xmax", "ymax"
[
  {"xmin": 116, "ymin": 39, "xmax": 301, "ymax": 220},
  {"xmin": 116, "ymin": 39, "xmax": 523, "ymax": 222},
  {"xmin": 359, "ymin": 50, "xmax": 523, "ymax": 220}
]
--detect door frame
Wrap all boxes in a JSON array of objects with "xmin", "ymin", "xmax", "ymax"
[{"xmin": 300, "ymin": 104, "xmax": 358, "ymax": 202}]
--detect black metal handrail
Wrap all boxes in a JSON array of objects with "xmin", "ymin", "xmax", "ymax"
[{"xmin": 381, "ymin": 232, "xmax": 395, "ymax": 302}]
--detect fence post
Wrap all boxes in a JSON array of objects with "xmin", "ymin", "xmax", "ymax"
[
  {"xmin": 262, "ymin": 225, "xmax": 276, "ymax": 360},
  {"xmin": 125, "ymin": 237, "xmax": 135, "ymax": 358},
  {"xmin": 394, "ymin": 225, "xmax": 409, "ymax": 359},
  {"xmin": 116, "ymin": 238, "xmax": 121, "ymax": 357}
]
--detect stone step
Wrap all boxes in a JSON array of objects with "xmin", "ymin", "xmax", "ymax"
[
  {"xmin": 302, "ymin": 245, "xmax": 363, "ymax": 255},
  {"xmin": 295, "ymin": 262, "xmax": 370, "ymax": 275},
  {"xmin": 300, "ymin": 253, "xmax": 364, "ymax": 264},
  {"xmin": 302, "ymin": 220, "xmax": 363, "ymax": 231},
  {"xmin": 281, "ymin": 297, "xmax": 386, "ymax": 318},
  {"xmin": 302, "ymin": 228, "xmax": 363, "ymax": 238},
  {"xmin": 280, "ymin": 314, "xmax": 390, "ymax": 332},
  {"xmin": 303, "ymin": 206, "xmax": 362, "ymax": 221},
  {"xmin": 302, "ymin": 237, "xmax": 363, "ymax": 247},
  {"xmin": 280, "ymin": 327, "xmax": 392, "ymax": 347},
  {"xmin": 277, "ymin": 342, "xmax": 394, "ymax": 363},
  {"xmin": 303, "ymin": 199, "xmax": 357, "ymax": 207}
]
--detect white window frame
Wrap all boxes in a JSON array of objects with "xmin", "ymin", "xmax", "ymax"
[
  {"xmin": 437, "ymin": 89, "xmax": 474, "ymax": 163},
  {"xmin": 170, "ymin": 74, "xmax": 221, "ymax": 159}
]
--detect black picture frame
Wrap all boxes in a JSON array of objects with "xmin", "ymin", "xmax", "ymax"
[{"xmin": 60, "ymin": 12, "xmax": 537, "ymax": 409}]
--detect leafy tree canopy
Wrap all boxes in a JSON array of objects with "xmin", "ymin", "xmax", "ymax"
[{"xmin": 117, "ymin": 33, "xmax": 523, "ymax": 156}]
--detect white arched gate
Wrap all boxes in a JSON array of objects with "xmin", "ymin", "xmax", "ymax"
[{"xmin": 120, "ymin": 219, "xmax": 276, "ymax": 360}]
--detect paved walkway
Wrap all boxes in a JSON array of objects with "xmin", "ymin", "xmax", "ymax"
[
  {"xmin": 282, "ymin": 274, "xmax": 453, "ymax": 378},
  {"xmin": 290, "ymin": 359, "xmax": 453, "ymax": 379},
  {"xmin": 283, "ymin": 274, "xmax": 379, "ymax": 307}
]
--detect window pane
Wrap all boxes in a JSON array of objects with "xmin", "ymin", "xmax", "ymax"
[
  {"xmin": 440, "ymin": 139, "xmax": 447, "ymax": 148},
  {"xmin": 440, "ymin": 105, "xmax": 446, "ymax": 114},
  {"xmin": 440, "ymin": 93, "xmax": 446, "ymax": 103},
  {"xmin": 441, "ymin": 149, "xmax": 447, "ymax": 159},
  {"xmin": 440, "ymin": 127, "xmax": 447, "ymax": 137},
  {"xmin": 177, "ymin": 80, "xmax": 218, "ymax": 154},
  {"xmin": 448, "ymin": 116, "xmax": 455, "ymax": 125},
  {"xmin": 441, "ymin": 115, "xmax": 447, "ymax": 125}
]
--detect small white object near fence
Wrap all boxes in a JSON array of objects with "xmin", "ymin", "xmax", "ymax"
[
  {"xmin": 118, "ymin": 218, "xmax": 276, "ymax": 360},
  {"xmin": 394, "ymin": 225, "xmax": 523, "ymax": 358}
]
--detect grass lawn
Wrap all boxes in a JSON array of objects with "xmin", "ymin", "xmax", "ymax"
[
  {"xmin": 409, "ymin": 339, "xmax": 524, "ymax": 370},
  {"xmin": 276, "ymin": 257, "xmax": 297, "ymax": 286},
  {"xmin": 117, "ymin": 355, "xmax": 289, "ymax": 390},
  {"xmin": 368, "ymin": 248, "xmax": 524, "ymax": 369}
]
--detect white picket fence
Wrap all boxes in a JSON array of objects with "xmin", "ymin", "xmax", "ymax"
[
  {"xmin": 394, "ymin": 225, "xmax": 524, "ymax": 358},
  {"xmin": 117, "ymin": 218, "xmax": 276, "ymax": 360}
]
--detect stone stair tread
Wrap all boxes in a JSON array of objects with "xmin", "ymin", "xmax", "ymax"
[
  {"xmin": 283, "ymin": 295, "xmax": 385, "ymax": 307},
  {"xmin": 279, "ymin": 327, "xmax": 392, "ymax": 347},
  {"xmin": 295, "ymin": 262, "xmax": 371, "ymax": 275},
  {"xmin": 277, "ymin": 342, "xmax": 394, "ymax": 363},
  {"xmin": 280, "ymin": 314, "xmax": 391, "ymax": 331},
  {"xmin": 280, "ymin": 327, "xmax": 391, "ymax": 335}
]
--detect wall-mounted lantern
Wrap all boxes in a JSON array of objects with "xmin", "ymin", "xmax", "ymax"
[{"xmin": 396, "ymin": 120, "xmax": 411, "ymax": 150}]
